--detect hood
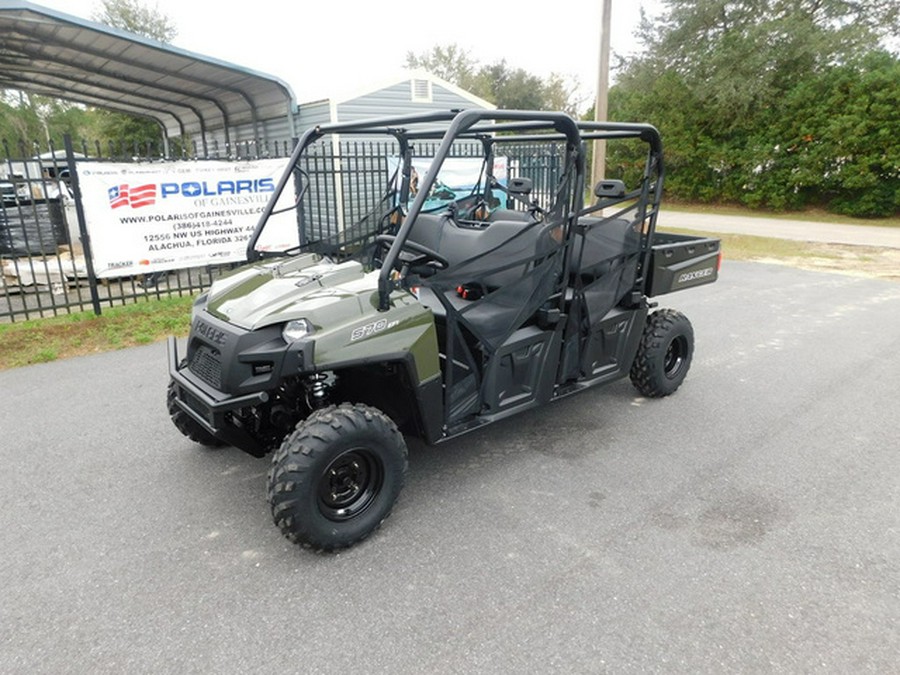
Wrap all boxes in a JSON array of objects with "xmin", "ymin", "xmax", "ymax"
[{"xmin": 205, "ymin": 253, "xmax": 379, "ymax": 331}]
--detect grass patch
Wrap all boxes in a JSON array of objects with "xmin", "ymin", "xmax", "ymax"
[
  {"xmin": 663, "ymin": 227, "xmax": 900, "ymax": 282},
  {"xmin": 662, "ymin": 228, "xmax": 841, "ymax": 261},
  {"xmin": 663, "ymin": 201, "xmax": 900, "ymax": 229},
  {"xmin": 2, "ymin": 206, "xmax": 896, "ymax": 371},
  {"xmin": 0, "ymin": 295, "xmax": 195, "ymax": 370}
]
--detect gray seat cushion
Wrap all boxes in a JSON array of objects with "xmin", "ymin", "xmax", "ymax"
[{"xmin": 409, "ymin": 214, "xmax": 555, "ymax": 288}]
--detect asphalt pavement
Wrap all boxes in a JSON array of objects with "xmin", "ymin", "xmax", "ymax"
[{"xmin": 2, "ymin": 262, "xmax": 899, "ymax": 673}]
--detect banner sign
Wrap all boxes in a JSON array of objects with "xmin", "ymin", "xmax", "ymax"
[{"xmin": 77, "ymin": 159, "xmax": 296, "ymax": 277}]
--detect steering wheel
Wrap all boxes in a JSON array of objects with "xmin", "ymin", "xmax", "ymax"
[{"xmin": 375, "ymin": 234, "xmax": 449, "ymax": 270}]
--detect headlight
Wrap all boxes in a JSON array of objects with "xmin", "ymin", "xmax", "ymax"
[{"xmin": 282, "ymin": 318, "xmax": 314, "ymax": 343}]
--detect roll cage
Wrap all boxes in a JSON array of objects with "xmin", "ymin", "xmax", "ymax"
[{"xmin": 245, "ymin": 109, "xmax": 665, "ymax": 314}]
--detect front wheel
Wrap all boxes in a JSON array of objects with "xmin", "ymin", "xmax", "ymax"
[
  {"xmin": 267, "ymin": 403, "xmax": 408, "ymax": 551},
  {"xmin": 630, "ymin": 309, "xmax": 694, "ymax": 398}
]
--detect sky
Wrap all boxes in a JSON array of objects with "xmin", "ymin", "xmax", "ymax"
[{"xmin": 34, "ymin": 0, "xmax": 661, "ymax": 110}]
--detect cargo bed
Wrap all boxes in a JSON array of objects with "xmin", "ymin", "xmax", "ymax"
[{"xmin": 646, "ymin": 231, "xmax": 721, "ymax": 296}]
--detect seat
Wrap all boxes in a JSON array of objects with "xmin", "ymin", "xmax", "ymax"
[
  {"xmin": 569, "ymin": 217, "xmax": 640, "ymax": 282},
  {"xmin": 408, "ymin": 212, "xmax": 561, "ymax": 342},
  {"xmin": 487, "ymin": 208, "xmax": 532, "ymax": 223},
  {"xmin": 409, "ymin": 213, "xmax": 555, "ymax": 289}
]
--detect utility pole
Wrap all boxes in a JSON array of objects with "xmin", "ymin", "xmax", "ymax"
[{"xmin": 591, "ymin": 0, "xmax": 612, "ymax": 192}]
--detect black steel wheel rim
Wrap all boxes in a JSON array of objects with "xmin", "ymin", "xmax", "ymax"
[
  {"xmin": 318, "ymin": 448, "xmax": 383, "ymax": 521},
  {"xmin": 664, "ymin": 335, "xmax": 688, "ymax": 379}
]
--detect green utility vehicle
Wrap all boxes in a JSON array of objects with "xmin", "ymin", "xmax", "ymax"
[{"xmin": 167, "ymin": 110, "xmax": 720, "ymax": 550}]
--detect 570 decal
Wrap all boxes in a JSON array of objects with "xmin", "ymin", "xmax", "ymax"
[{"xmin": 350, "ymin": 319, "xmax": 400, "ymax": 342}]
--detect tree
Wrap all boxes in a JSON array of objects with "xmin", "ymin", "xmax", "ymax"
[
  {"xmin": 91, "ymin": 0, "xmax": 178, "ymax": 146},
  {"xmin": 0, "ymin": 91, "xmax": 95, "ymax": 150},
  {"xmin": 0, "ymin": 92, "xmax": 44, "ymax": 143},
  {"xmin": 610, "ymin": 0, "xmax": 900, "ymax": 216},
  {"xmin": 405, "ymin": 43, "xmax": 477, "ymax": 87},
  {"xmin": 405, "ymin": 45, "xmax": 584, "ymax": 114},
  {"xmin": 469, "ymin": 61, "xmax": 546, "ymax": 110},
  {"xmin": 543, "ymin": 73, "xmax": 585, "ymax": 116},
  {"xmin": 92, "ymin": 0, "xmax": 177, "ymax": 43},
  {"xmin": 775, "ymin": 51, "xmax": 900, "ymax": 217},
  {"xmin": 630, "ymin": 0, "xmax": 898, "ymax": 133}
]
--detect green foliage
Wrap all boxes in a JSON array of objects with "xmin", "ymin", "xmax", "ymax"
[
  {"xmin": 405, "ymin": 44, "xmax": 477, "ymax": 85},
  {"xmin": 611, "ymin": 0, "xmax": 900, "ymax": 217},
  {"xmin": 0, "ymin": 295, "xmax": 194, "ymax": 370},
  {"xmin": 405, "ymin": 44, "xmax": 583, "ymax": 114},
  {"xmin": 0, "ymin": 93, "xmax": 97, "ymax": 148},
  {"xmin": 89, "ymin": 0, "xmax": 177, "ymax": 145},
  {"xmin": 542, "ymin": 73, "xmax": 584, "ymax": 114},
  {"xmin": 92, "ymin": 109, "xmax": 162, "ymax": 151},
  {"xmin": 92, "ymin": 0, "xmax": 177, "ymax": 42},
  {"xmin": 794, "ymin": 52, "xmax": 900, "ymax": 217},
  {"xmin": 468, "ymin": 61, "xmax": 546, "ymax": 110},
  {"xmin": 0, "ymin": 94, "xmax": 42, "ymax": 143}
]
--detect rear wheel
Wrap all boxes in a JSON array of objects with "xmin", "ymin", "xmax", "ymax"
[
  {"xmin": 267, "ymin": 403, "xmax": 408, "ymax": 551},
  {"xmin": 630, "ymin": 309, "xmax": 694, "ymax": 397}
]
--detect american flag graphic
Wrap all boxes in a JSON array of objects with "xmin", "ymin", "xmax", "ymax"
[
  {"xmin": 108, "ymin": 183, "xmax": 157, "ymax": 209},
  {"xmin": 108, "ymin": 184, "xmax": 129, "ymax": 209}
]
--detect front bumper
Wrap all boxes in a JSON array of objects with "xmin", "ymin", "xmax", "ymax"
[{"xmin": 168, "ymin": 337, "xmax": 271, "ymax": 456}]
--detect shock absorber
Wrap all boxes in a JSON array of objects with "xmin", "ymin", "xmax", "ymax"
[{"xmin": 304, "ymin": 372, "xmax": 331, "ymax": 410}]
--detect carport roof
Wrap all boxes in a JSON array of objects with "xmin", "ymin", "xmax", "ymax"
[{"xmin": 0, "ymin": 1, "xmax": 296, "ymax": 142}]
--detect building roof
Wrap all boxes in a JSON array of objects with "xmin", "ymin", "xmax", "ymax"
[
  {"xmin": 330, "ymin": 69, "xmax": 497, "ymax": 110},
  {"xmin": 0, "ymin": 1, "xmax": 296, "ymax": 144}
]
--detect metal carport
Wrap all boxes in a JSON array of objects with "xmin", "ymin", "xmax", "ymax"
[{"xmin": 0, "ymin": 0, "xmax": 296, "ymax": 154}]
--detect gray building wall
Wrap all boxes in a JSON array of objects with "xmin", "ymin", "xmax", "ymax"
[
  {"xmin": 187, "ymin": 74, "xmax": 492, "ymax": 157},
  {"xmin": 295, "ymin": 100, "xmax": 335, "ymax": 134},
  {"xmin": 335, "ymin": 77, "xmax": 490, "ymax": 123},
  {"xmin": 193, "ymin": 113, "xmax": 295, "ymax": 158}
]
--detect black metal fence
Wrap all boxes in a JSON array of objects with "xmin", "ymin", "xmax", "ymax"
[
  {"xmin": 1, "ymin": 135, "xmax": 295, "ymax": 323},
  {"xmin": 1, "ymin": 135, "xmax": 565, "ymax": 323},
  {"xmin": 299, "ymin": 139, "xmax": 402, "ymax": 244}
]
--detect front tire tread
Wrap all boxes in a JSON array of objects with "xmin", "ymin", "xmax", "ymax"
[{"xmin": 267, "ymin": 403, "xmax": 407, "ymax": 552}]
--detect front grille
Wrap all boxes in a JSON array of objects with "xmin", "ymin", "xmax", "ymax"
[
  {"xmin": 180, "ymin": 389, "xmax": 213, "ymax": 425},
  {"xmin": 189, "ymin": 344, "xmax": 223, "ymax": 389}
]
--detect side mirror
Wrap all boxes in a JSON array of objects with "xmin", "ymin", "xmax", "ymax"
[
  {"xmin": 508, "ymin": 177, "xmax": 533, "ymax": 195},
  {"xmin": 594, "ymin": 179, "xmax": 626, "ymax": 198}
]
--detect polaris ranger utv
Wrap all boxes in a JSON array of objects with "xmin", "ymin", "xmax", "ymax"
[{"xmin": 167, "ymin": 110, "xmax": 720, "ymax": 550}]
